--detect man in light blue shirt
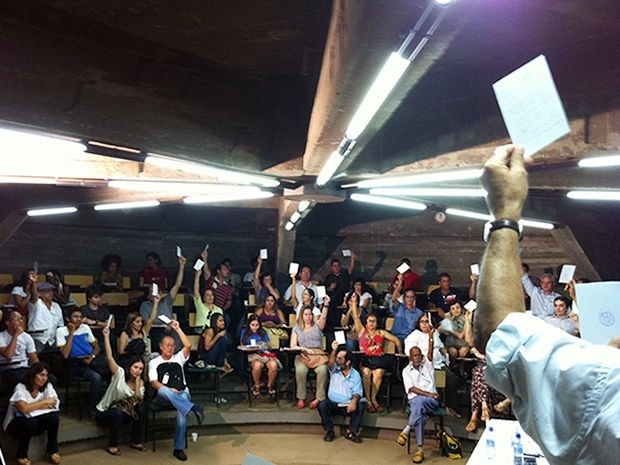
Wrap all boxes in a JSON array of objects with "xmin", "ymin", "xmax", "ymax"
[
  {"xmin": 391, "ymin": 283, "xmax": 423, "ymax": 343},
  {"xmin": 520, "ymin": 272, "xmax": 559, "ymax": 317},
  {"xmin": 317, "ymin": 341, "xmax": 365, "ymax": 443}
]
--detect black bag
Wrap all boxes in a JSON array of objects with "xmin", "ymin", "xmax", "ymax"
[
  {"xmin": 125, "ymin": 338, "xmax": 147, "ymax": 356},
  {"xmin": 156, "ymin": 362, "xmax": 186, "ymax": 391},
  {"xmin": 440, "ymin": 429, "xmax": 463, "ymax": 459}
]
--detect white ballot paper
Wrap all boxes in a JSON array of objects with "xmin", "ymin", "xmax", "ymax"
[
  {"xmin": 288, "ymin": 262, "xmax": 299, "ymax": 275},
  {"xmin": 493, "ymin": 54, "xmax": 570, "ymax": 157},
  {"xmin": 260, "ymin": 248, "xmax": 268, "ymax": 259},
  {"xmin": 470, "ymin": 264, "xmax": 479, "ymax": 275},
  {"xmin": 341, "ymin": 249, "xmax": 351, "ymax": 257},
  {"xmin": 193, "ymin": 259, "xmax": 205, "ymax": 271},
  {"xmin": 158, "ymin": 314, "xmax": 172, "ymax": 324},
  {"xmin": 151, "ymin": 283, "xmax": 159, "ymax": 296},
  {"xmin": 176, "ymin": 245, "xmax": 182, "ymax": 257},
  {"xmin": 464, "ymin": 300, "xmax": 478, "ymax": 312},
  {"xmin": 397, "ymin": 262, "xmax": 410, "ymax": 274},
  {"xmin": 334, "ymin": 330, "xmax": 346, "ymax": 345},
  {"xmin": 316, "ymin": 285, "xmax": 327, "ymax": 299},
  {"xmin": 558, "ymin": 264, "xmax": 576, "ymax": 283},
  {"xmin": 575, "ymin": 282, "xmax": 620, "ymax": 345}
]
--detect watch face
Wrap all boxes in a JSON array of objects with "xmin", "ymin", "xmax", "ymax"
[{"xmin": 483, "ymin": 221, "xmax": 492, "ymax": 242}]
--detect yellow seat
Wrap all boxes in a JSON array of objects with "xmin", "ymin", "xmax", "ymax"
[
  {"xmin": 0, "ymin": 273, "xmax": 14, "ymax": 286},
  {"xmin": 72, "ymin": 293, "xmax": 87, "ymax": 307},
  {"xmin": 101, "ymin": 292, "xmax": 129, "ymax": 306},
  {"xmin": 65, "ymin": 274, "xmax": 94, "ymax": 288}
]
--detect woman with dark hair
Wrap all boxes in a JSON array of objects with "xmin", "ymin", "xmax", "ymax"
[
  {"xmin": 345, "ymin": 277, "xmax": 373, "ymax": 312},
  {"xmin": 100, "ymin": 254, "xmax": 123, "ymax": 291},
  {"xmin": 10, "ymin": 269, "xmax": 37, "ymax": 317},
  {"xmin": 2, "ymin": 362, "xmax": 61, "ymax": 465},
  {"xmin": 252, "ymin": 255, "xmax": 280, "ymax": 305},
  {"xmin": 139, "ymin": 251, "xmax": 169, "ymax": 289},
  {"xmin": 340, "ymin": 291, "xmax": 364, "ymax": 351},
  {"xmin": 239, "ymin": 314, "xmax": 281, "ymax": 401},
  {"xmin": 95, "ymin": 326, "xmax": 146, "ymax": 455},
  {"xmin": 291, "ymin": 286, "xmax": 320, "ymax": 316},
  {"xmin": 118, "ymin": 295, "xmax": 160, "ymax": 361},
  {"xmin": 198, "ymin": 313, "xmax": 233, "ymax": 375}
]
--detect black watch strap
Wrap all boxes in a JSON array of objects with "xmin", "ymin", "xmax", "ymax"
[{"xmin": 483, "ymin": 218, "xmax": 522, "ymax": 242}]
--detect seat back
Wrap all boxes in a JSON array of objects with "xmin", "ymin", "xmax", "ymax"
[{"xmin": 65, "ymin": 274, "xmax": 94, "ymax": 288}]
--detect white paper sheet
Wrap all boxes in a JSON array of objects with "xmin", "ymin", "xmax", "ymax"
[
  {"xmin": 193, "ymin": 258, "xmax": 205, "ymax": 271},
  {"xmin": 397, "ymin": 262, "xmax": 410, "ymax": 274},
  {"xmin": 493, "ymin": 54, "xmax": 570, "ymax": 157},
  {"xmin": 288, "ymin": 262, "xmax": 299, "ymax": 275},
  {"xmin": 316, "ymin": 285, "xmax": 327, "ymax": 299},
  {"xmin": 558, "ymin": 264, "xmax": 576, "ymax": 283},
  {"xmin": 575, "ymin": 281, "xmax": 620, "ymax": 345},
  {"xmin": 260, "ymin": 248, "xmax": 268, "ymax": 259}
]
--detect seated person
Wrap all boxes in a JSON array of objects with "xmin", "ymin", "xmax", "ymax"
[
  {"xmin": 27, "ymin": 281, "xmax": 64, "ymax": 353},
  {"xmin": 254, "ymin": 293, "xmax": 288, "ymax": 346},
  {"xmin": 396, "ymin": 345, "xmax": 439, "ymax": 464},
  {"xmin": 318, "ymin": 340, "xmax": 365, "ymax": 443},
  {"xmin": 542, "ymin": 295, "xmax": 579, "ymax": 336},
  {"xmin": 118, "ymin": 307, "xmax": 159, "ymax": 363},
  {"xmin": 344, "ymin": 277, "xmax": 374, "ymax": 312},
  {"xmin": 99, "ymin": 253, "xmax": 124, "ymax": 291},
  {"xmin": 56, "ymin": 307, "xmax": 107, "ymax": 414},
  {"xmin": 2, "ymin": 362, "xmax": 61, "ymax": 465},
  {"xmin": 404, "ymin": 316, "xmax": 460, "ymax": 417},
  {"xmin": 351, "ymin": 308, "xmax": 402, "ymax": 413},
  {"xmin": 438, "ymin": 301, "xmax": 471, "ymax": 360},
  {"xmin": 290, "ymin": 299, "xmax": 330, "ymax": 409},
  {"xmin": 44, "ymin": 269, "xmax": 75, "ymax": 310},
  {"xmin": 80, "ymin": 285, "xmax": 113, "ymax": 351},
  {"xmin": 291, "ymin": 280, "xmax": 320, "ymax": 316},
  {"xmin": 239, "ymin": 314, "xmax": 281, "ymax": 401},
  {"xmin": 340, "ymin": 292, "xmax": 365, "ymax": 351},
  {"xmin": 139, "ymin": 251, "xmax": 169, "ymax": 289},
  {"xmin": 139, "ymin": 255, "xmax": 186, "ymax": 351},
  {"xmin": 252, "ymin": 255, "xmax": 280, "ymax": 306},
  {"xmin": 427, "ymin": 273, "xmax": 458, "ymax": 327},
  {"xmin": 10, "ymin": 269, "xmax": 36, "ymax": 317},
  {"xmin": 192, "ymin": 268, "xmax": 223, "ymax": 331},
  {"xmin": 148, "ymin": 321, "xmax": 204, "ymax": 461},
  {"xmin": 197, "ymin": 313, "xmax": 233, "ymax": 375},
  {"xmin": 0, "ymin": 311, "xmax": 39, "ymax": 394},
  {"xmin": 390, "ymin": 276, "xmax": 423, "ymax": 344},
  {"xmin": 95, "ymin": 326, "xmax": 146, "ymax": 455}
]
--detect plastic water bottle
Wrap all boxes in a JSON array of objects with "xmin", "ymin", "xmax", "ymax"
[
  {"xmin": 485, "ymin": 426, "xmax": 496, "ymax": 460},
  {"xmin": 512, "ymin": 432, "xmax": 524, "ymax": 465}
]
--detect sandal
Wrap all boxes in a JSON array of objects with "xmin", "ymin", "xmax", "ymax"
[
  {"xmin": 481, "ymin": 402, "xmax": 490, "ymax": 422},
  {"xmin": 48, "ymin": 453, "xmax": 61, "ymax": 465},
  {"xmin": 494, "ymin": 399, "xmax": 510, "ymax": 414},
  {"xmin": 465, "ymin": 420, "xmax": 478, "ymax": 432},
  {"xmin": 396, "ymin": 432, "xmax": 407, "ymax": 446},
  {"xmin": 106, "ymin": 447, "xmax": 121, "ymax": 456},
  {"xmin": 17, "ymin": 459, "xmax": 31, "ymax": 465},
  {"xmin": 345, "ymin": 430, "xmax": 362, "ymax": 443},
  {"xmin": 130, "ymin": 443, "xmax": 147, "ymax": 452},
  {"xmin": 412, "ymin": 450, "xmax": 424, "ymax": 463},
  {"xmin": 373, "ymin": 403, "xmax": 383, "ymax": 413},
  {"xmin": 366, "ymin": 403, "xmax": 376, "ymax": 413},
  {"xmin": 267, "ymin": 386, "xmax": 277, "ymax": 396},
  {"xmin": 251, "ymin": 385, "xmax": 260, "ymax": 397}
]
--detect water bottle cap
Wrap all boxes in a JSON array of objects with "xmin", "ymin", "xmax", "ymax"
[
  {"xmin": 489, "ymin": 426, "xmax": 494, "ymax": 432},
  {"xmin": 516, "ymin": 433, "xmax": 521, "ymax": 439}
]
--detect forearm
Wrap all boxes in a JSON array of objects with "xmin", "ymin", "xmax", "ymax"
[{"xmin": 474, "ymin": 229, "xmax": 524, "ymax": 352}]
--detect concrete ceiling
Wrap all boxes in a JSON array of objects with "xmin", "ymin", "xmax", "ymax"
[{"xmin": 0, "ymin": 0, "xmax": 619, "ymax": 225}]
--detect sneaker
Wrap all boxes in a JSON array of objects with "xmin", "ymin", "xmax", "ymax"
[
  {"xmin": 191, "ymin": 405, "xmax": 204, "ymax": 425},
  {"xmin": 213, "ymin": 396, "xmax": 227, "ymax": 404},
  {"xmin": 173, "ymin": 449, "xmax": 187, "ymax": 461},
  {"xmin": 323, "ymin": 430, "xmax": 336, "ymax": 442}
]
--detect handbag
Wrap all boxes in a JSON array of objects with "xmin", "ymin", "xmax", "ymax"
[
  {"xmin": 299, "ymin": 348, "xmax": 328, "ymax": 369},
  {"xmin": 440, "ymin": 429, "xmax": 463, "ymax": 459},
  {"xmin": 111, "ymin": 396, "xmax": 141, "ymax": 420}
]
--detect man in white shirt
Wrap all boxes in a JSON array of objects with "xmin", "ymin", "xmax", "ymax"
[
  {"xmin": 27, "ymin": 281, "xmax": 64, "ymax": 353},
  {"xmin": 148, "ymin": 320, "xmax": 203, "ymax": 461},
  {"xmin": 283, "ymin": 265, "xmax": 318, "ymax": 306}
]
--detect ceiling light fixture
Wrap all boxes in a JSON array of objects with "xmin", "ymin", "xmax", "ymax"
[
  {"xmin": 93, "ymin": 200, "xmax": 161, "ymax": 211},
  {"xmin": 283, "ymin": 199, "xmax": 316, "ymax": 231},
  {"xmin": 370, "ymin": 187, "xmax": 486, "ymax": 197},
  {"xmin": 108, "ymin": 180, "xmax": 260, "ymax": 194},
  {"xmin": 445, "ymin": 208, "xmax": 555, "ymax": 230},
  {"xmin": 315, "ymin": 0, "xmax": 453, "ymax": 186},
  {"xmin": 349, "ymin": 168, "xmax": 483, "ymax": 189},
  {"xmin": 284, "ymin": 221, "xmax": 295, "ymax": 231},
  {"xmin": 145, "ymin": 154, "xmax": 280, "ymax": 188},
  {"xmin": 351, "ymin": 193, "xmax": 427, "ymax": 211},
  {"xmin": 577, "ymin": 155, "xmax": 620, "ymax": 168},
  {"xmin": 26, "ymin": 206, "xmax": 78, "ymax": 217},
  {"xmin": 182, "ymin": 191, "xmax": 274, "ymax": 204},
  {"xmin": 567, "ymin": 190, "xmax": 620, "ymax": 201},
  {"xmin": 0, "ymin": 127, "xmax": 85, "ymax": 159}
]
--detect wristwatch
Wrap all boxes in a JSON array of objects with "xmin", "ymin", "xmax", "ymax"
[{"xmin": 483, "ymin": 218, "xmax": 522, "ymax": 242}]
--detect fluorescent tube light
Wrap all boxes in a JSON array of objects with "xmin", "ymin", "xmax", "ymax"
[
  {"xmin": 351, "ymin": 168, "xmax": 483, "ymax": 189},
  {"xmin": 0, "ymin": 128, "xmax": 85, "ymax": 158},
  {"xmin": 445, "ymin": 208, "xmax": 555, "ymax": 230},
  {"xmin": 108, "ymin": 180, "xmax": 258, "ymax": 194},
  {"xmin": 578, "ymin": 155, "xmax": 620, "ymax": 168},
  {"xmin": 316, "ymin": 151, "xmax": 345, "ymax": 186},
  {"xmin": 94, "ymin": 200, "xmax": 160, "ymax": 211},
  {"xmin": 370, "ymin": 187, "xmax": 486, "ymax": 197},
  {"xmin": 284, "ymin": 221, "xmax": 295, "ymax": 231},
  {"xmin": 298, "ymin": 200, "xmax": 312, "ymax": 212},
  {"xmin": 145, "ymin": 154, "xmax": 279, "ymax": 188},
  {"xmin": 182, "ymin": 191, "xmax": 274, "ymax": 204},
  {"xmin": 26, "ymin": 206, "xmax": 78, "ymax": 217},
  {"xmin": 345, "ymin": 53, "xmax": 410, "ymax": 140},
  {"xmin": 0, "ymin": 176, "xmax": 57, "ymax": 185},
  {"xmin": 290, "ymin": 211, "xmax": 301, "ymax": 223},
  {"xmin": 567, "ymin": 190, "xmax": 620, "ymax": 201},
  {"xmin": 351, "ymin": 193, "xmax": 426, "ymax": 211}
]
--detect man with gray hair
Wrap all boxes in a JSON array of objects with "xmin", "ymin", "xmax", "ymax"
[{"xmin": 520, "ymin": 271, "xmax": 559, "ymax": 317}]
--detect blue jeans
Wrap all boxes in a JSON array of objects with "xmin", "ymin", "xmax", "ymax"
[
  {"xmin": 199, "ymin": 335, "xmax": 227, "ymax": 367},
  {"xmin": 318, "ymin": 399, "xmax": 366, "ymax": 434},
  {"xmin": 408, "ymin": 396, "xmax": 439, "ymax": 447},
  {"xmin": 153, "ymin": 387, "xmax": 194, "ymax": 450},
  {"xmin": 71, "ymin": 360, "xmax": 103, "ymax": 412}
]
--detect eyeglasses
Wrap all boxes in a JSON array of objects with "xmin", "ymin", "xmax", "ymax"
[
  {"xmin": 419, "ymin": 319, "xmax": 429, "ymax": 323},
  {"xmin": 11, "ymin": 316, "xmax": 24, "ymax": 321}
]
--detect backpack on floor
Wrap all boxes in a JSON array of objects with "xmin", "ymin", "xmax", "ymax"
[{"xmin": 440, "ymin": 429, "xmax": 463, "ymax": 460}]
